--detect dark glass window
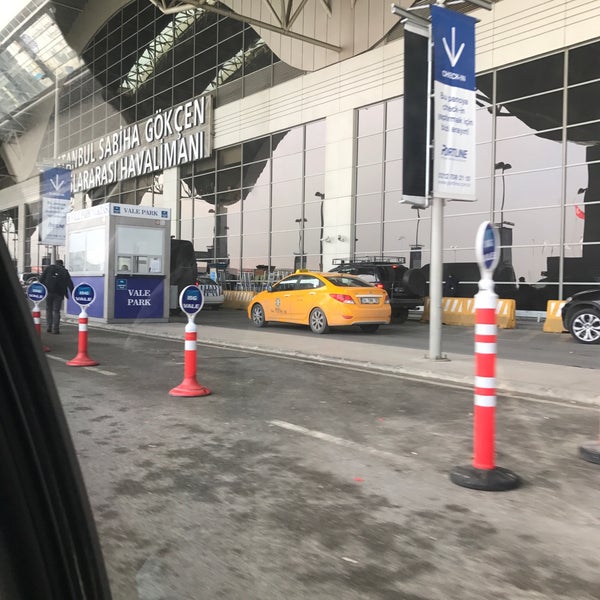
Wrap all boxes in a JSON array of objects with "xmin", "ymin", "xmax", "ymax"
[
  {"xmin": 568, "ymin": 41, "xmax": 600, "ymax": 85},
  {"xmin": 497, "ymin": 53, "xmax": 563, "ymax": 103},
  {"xmin": 567, "ymin": 82, "xmax": 600, "ymax": 125}
]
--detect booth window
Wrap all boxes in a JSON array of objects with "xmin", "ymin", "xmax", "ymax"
[
  {"xmin": 117, "ymin": 256, "xmax": 132, "ymax": 272},
  {"xmin": 116, "ymin": 226, "xmax": 164, "ymax": 275},
  {"xmin": 68, "ymin": 227, "xmax": 105, "ymax": 273}
]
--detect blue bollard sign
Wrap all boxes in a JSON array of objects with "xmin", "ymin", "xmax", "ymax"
[
  {"xmin": 27, "ymin": 282, "xmax": 47, "ymax": 303},
  {"xmin": 475, "ymin": 221, "xmax": 499, "ymax": 277},
  {"xmin": 179, "ymin": 285, "xmax": 204, "ymax": 316},
  {"xmin": 73, "ymin": 283, "xmax": 96, "ymax": 308}
]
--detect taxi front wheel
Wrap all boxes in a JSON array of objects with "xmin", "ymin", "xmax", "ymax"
[
  {"xmin": 309, "ymin": 308, "xmax": 329, "ymax": 334},
  {"xmin": 250, "ymin": 303, "xmax": 268, "ymax": 328}
]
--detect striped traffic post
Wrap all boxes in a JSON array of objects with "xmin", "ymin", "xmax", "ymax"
[
  {"xmin": 450, "ymin": 222, "xmax": 520, "ymax": 491},
  {"xmin": 67, "ymin": 283, "xmax": 99, "ymax": 367},
  {"xmin": 27, "ymin": 282, "xmax": 50, "ymax": 352},
  {"xmin": 170, "ymin": 285, "xmax": 211, "ymax": 397}
]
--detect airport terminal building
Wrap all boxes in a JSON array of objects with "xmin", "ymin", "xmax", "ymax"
[{"xmin": 0, "ymin": 0, "xmax": 599, "ymax": 308}]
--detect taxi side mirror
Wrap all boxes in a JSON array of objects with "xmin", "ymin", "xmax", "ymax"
[{"xmin": 266, "ymin": 283, "xmax": 273, "ymax": 292}]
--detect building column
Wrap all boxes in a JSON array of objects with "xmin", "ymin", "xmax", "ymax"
[
  {"xmin": 322, "ymin": 110, "xmax": 355, "ymax": 269},
  {"xmin": 162, "ymin": 167, "xmax": 181, "ymax": 239}
]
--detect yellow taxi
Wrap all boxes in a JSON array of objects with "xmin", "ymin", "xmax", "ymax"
[{"xmin": 247, "ymin": 270, "xmax": 391, "ymax": 334}]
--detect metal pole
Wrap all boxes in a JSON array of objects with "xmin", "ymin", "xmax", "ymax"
[
  {"xmin": 51, "ymin": 78, "xmax": 60, "ymax": 264},
  {"xmin": 429, "ymin": 196, "xmax": 444, "ymax": 359}
]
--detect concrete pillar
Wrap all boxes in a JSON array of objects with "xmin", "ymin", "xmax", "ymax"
[
  {"xmin": 162, "ymin": 167, "xmax": 181, "ymax": 239},
  {"xmin": 322, "ymin": 110, "xmax": 355, "ymax": 270}
]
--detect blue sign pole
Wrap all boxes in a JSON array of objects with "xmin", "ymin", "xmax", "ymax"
[
  {"xmin": 450, "ymin": 221, "xmax": 520, "ymax": 491},
  {"xmin": 67, "ymin": 283, "xmax": 99, "ymax": 367},
  {"xmin": 27, "ymin": 282, "xmax": 49, "ymax": 350},
  {"xmin": 169, "ymin": 285, "xmax": 210, "ymax": 397}
]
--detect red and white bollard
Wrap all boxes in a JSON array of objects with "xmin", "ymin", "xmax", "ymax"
[
  {"xmin": 473, "ymin": 286, "xmax": 497, "ymax": 470},
  {"xmin": 169, "ymin": 319, "xmax": 211, "ymax": 397},
  {"xmin": 32, "ymin": 303, "xmax": 50, "ymax": 353},
  {"xmin": 66, "ymin": 307, "xmax": 99, "ymax": 367},
  {"xmin": 450, "ymin": 222, "xmax": 520, "ymax": 491}
]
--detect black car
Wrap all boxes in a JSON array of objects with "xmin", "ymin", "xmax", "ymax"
[
  {"xmin": 561, "ymin": 289, "xmax": 600, "ymax": 344},
  {"xmin": 330, "ymin": 257, "xmax": 425, "ymax": 322}
]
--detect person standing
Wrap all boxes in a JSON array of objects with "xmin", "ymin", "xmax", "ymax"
[{"xmin": 39, "ymin": 259, "xmax": 74, "ymax": 334}]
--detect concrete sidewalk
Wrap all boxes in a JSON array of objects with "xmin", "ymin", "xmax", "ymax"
[{"xmin": 65, "ymin": 312, "xmax": 600, "ymax": 407}]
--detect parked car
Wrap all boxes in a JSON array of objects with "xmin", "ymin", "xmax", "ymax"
[
  {"xmin": 329, "ymin": 257, "xmax": 425, "ymax": 322},
  {"xmin": 196, "ymin": 275, "xmax": 224, "ymax": 309},
  {"xmin": 248, "ymin": 270, "xmax": 390, "ymax": 334},
  {"xmin": 561, "ymin": 289, "xmax": 600, "ymax": 344}
]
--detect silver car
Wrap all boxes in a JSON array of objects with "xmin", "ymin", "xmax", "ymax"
[{"xmin": 196, "ymin": 275, "xmax": 224, "ymax": 309}]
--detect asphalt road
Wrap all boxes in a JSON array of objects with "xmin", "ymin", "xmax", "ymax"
[{"xmin": 45, "ymin": 325, "xmax": 600, "ymax": 600}]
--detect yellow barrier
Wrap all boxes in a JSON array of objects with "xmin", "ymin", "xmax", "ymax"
[
  {"xmin": 496, "ymin": 299, "xmax": 516, "ymax": 329},
  {"xmin": 543, "ymin": 300, "xmax": 567, "ymax": 333},
  {"xmin": 442, "ymin": 297, "xmax": 465, "ymax": 326},
  {"xmin": 223, "ymin": 290, "xmax": 257, "ymax": 310},
  {"xmin": 420, "ymin": 297, "xmax": 516, "ymax": 329}
]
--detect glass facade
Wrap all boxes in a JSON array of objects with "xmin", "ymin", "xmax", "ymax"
[
  {"xmin": 177, "ymin": 120, "xmax": 325, "ymax": 287},
  {"xmin": 354, "ymin": 40, "xmax": 600, "ymax": 309}
]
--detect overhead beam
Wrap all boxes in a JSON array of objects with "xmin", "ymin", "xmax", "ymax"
[{"xmin": 152, "ymin": 0, "xmax": 342, "ymax": 52}]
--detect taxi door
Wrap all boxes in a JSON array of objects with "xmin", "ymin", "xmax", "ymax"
[
  {"xmin": 265, "ymin": 275, "xmax": 301, "ymax": 322},
  {"xmin": 295, "ymin": 275, "xmax": 323, "ymax": 320}
]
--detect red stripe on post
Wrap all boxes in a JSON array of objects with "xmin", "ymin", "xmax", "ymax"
[
  {"xmin": 476, "ymin": 308, "xmax": 496, "ymax": 325},
  {"xmin": 473, "ymin": 405, "xmax": 495, "ymax": 470},
  {"xmin": 475, "ymin": 353, "xmax": 495, "ymax": 378}
]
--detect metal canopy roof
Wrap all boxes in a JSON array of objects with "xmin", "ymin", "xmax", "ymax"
[{"xmin": 0, "ymin": 0, "xmax": 82, "ymax": 143}]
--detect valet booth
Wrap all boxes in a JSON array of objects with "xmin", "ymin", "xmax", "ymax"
[{"xmin": 65, "ymin": 203, "xmax": 171, "ymax": 323}]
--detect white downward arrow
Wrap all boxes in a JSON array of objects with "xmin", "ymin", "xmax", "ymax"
[
  {"xmin": 442, "ymin": 27, "xmax": 465, "ymax": 68},
  {"xmin": 51, "ymin": 175, "xmax": 64, "ymax": 192}
]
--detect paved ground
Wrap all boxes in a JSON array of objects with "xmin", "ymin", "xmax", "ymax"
[
  {"xmin": 43, "ymin": 315, "xmax": 600, "ymax": 599},
  {"xmin": 62, "ymin": 308, "xmax": 600, "ymax": 406}
]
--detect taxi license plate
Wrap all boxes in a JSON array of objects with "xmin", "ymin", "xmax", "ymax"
[{"xmin": 360, "ymin": 297, "xmax": 378, "ymax": 304}]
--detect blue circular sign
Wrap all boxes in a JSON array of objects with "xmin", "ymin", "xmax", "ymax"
[
  {"xmin": 475, "ymin": 221, "xmax": 499, "ymax": 274},
  {"xmin": 179, "ymin": 285, "xmax": 204, "ymax": 315},
  {"xmin": 73, "ymin": 283, "xmax": 96, "ymax": 307},
  {"xmin": 27, "ymin": 282, "xmax": 47, "ymax": 303}
]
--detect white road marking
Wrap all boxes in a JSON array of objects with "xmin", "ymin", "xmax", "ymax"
[
  {"xmin": 269, "ymin": 419, "xmax": 403, "ymax": 463},
  {"xmin": 46, "ymin": 354, "xmax": 116, "ymax": 376}
]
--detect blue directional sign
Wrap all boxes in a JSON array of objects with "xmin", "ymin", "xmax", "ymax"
[
  {"xmin": 431, "ymin": 5, "xmax": 477, "ymax": 201},
  {"xmin": 41, "ymin": 167, "xmax": 71, "ymax": 245},
  {"xmin": 73, "ymin": 283, "xmax": 96, "ymax": 307},
  {"xmin": 475, "ymin": 221, "xmax": 499, "ymax": 275},
  {"xmin": 27, "ymin": 282, "xmax": 47, "ymax": 303},
  {"xmin": 40, "ymin": 167, "xmax": 71, "ymax": 199},
  {"xmin": 179, "ymin": 285, "xmax": 204, "ymax": 316}
]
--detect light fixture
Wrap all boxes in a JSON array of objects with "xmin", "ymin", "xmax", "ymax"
[
  {"xmin": 315, "ymin": 192, "xmax": 325, "ymax": 199},
  {"xmin": 495, "ymin": 161, "xmax": 512, "ymax": 171}
]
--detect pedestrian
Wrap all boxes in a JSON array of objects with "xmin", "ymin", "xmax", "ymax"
[{"xmin": 39, "ymin": 259, "xmax": 74, "ymax": 334}]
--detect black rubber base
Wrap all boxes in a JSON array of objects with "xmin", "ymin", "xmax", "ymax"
[
  {"xmin": 579, "ymin": 441, "xmax": 600, "ymax": 465},
  {"xmin": 450, "ymin": 465, "xmax": 521, "ymax": 491}
]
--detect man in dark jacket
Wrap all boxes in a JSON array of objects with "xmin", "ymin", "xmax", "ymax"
[{"xmin": 39, "ymin": 259, "xmax": 74, "ymax": 334}]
